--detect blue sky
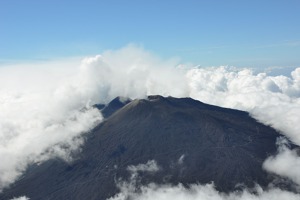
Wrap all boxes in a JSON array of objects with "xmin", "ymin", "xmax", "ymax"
[{"xmin": 1, "ymin": 0, "xmax": 300, "ymax": 68}]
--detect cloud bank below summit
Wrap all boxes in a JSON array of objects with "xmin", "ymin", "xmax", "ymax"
[
  {"xmin": 109, "ymin": 180, "xmax": 300, "ymax": 200},
  {"xmin": 0, "ymin": 45, "xmax": 300, "ymax": 198},
  {"xmin": 109, "ymin": 160, "xmax": 300, "ymax": 200}
]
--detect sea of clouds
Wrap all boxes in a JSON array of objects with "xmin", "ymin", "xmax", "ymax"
[{"xmin": 1, "ymin": 45, "xmax": 300, "ymax": 199}]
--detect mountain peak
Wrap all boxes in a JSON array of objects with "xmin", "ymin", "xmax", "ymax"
[
  {"xmin": 147, "ymin": 95, "xmax": 166, "ymax": 101},
  {"xmin": 97, "ymin": 96, "xmax": 132, "ymax": 118}
]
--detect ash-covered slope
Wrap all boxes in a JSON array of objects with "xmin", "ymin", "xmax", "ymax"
[{"xmin": 0, "ymin": 96, "xmax": 291, "ymax": 200}]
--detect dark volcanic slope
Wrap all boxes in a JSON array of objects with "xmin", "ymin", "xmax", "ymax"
[{"xmin": 0, "ymin": 96, "xmax": 286, "ymax": 200}]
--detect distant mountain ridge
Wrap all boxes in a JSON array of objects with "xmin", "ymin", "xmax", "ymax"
[{"xmin": 0, "ymin": 95, "xmax": 296, "ymax": 200}]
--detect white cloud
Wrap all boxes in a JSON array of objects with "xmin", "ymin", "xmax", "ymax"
[
  {"xmin": 9, "ymin": 196, "xmax": 29, "ymax": 200},
  {"xmin": 126, "ymin": 160, "xmax": 160, "ymax": 181},
  {"xmin": 108, "ymin": 181, "xmax": 300, "ymax": 200},
  {"xmin": 0, "ymin": 58, "xmax": 103, "ymax": 190},
  {"xmin": 186, "ymin": 66, "xmax": 300, "ymax": 145},
  {"xmin": 110, "ymin": 159, "xmax": 300, "ymax": 200},
  {"xmin": 127, "ymin": 160, "xmax": 160, "ymax": 174},
  {"xmin": 263, "ymin": 138, "xmax": 300, "ymax": 185}
]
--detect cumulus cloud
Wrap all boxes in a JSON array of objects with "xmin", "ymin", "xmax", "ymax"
[
  {"xmin": 0, "ymin": 58, "xmax": 103, "ymax": 190},
  {"xmin": 127, "ymin": 160, "xmax": 160, "ymax": 174},
  {"xmin": 109, "ymin": 159, "xmax": 300, "ymax": 200},
  {"xmin": 186, "ymin": 66, "xmax": 300, "ymax": 144},
  {"xmin": 1, "ymin": 44, "xmax": 300, "ymax": 196},
  {"xmin": 263, "ymin": 137, "xmax": 300, "ymax": 186},
  {"xmin": 109, "ymin": 172, "xmax": 300, "ymax": 200},
  {"xmin": 76, "ymin": 45, "xmax": 188, "ymax": 103},
  {"xmin": 9, "ymin": 196, "xmax": 29, "ymax": 200}
]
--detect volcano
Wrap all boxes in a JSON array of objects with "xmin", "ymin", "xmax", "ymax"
[{"xmin": 0, "ymin": 96, "xmax": 294, "ymax": 200}]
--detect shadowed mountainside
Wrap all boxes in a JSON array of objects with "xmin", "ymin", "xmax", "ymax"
[{"xmin": 0, "ymin": 95, "xmax": 294, "ymax": 200}]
